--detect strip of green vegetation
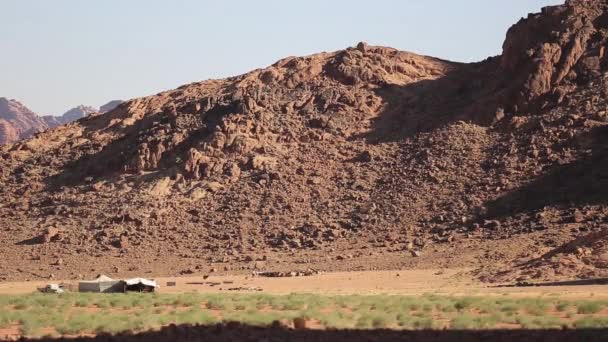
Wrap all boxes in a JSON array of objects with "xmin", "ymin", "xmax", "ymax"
[{"xmin": 0, "ymin": 293, "xmax": 607, "ymax": 338}]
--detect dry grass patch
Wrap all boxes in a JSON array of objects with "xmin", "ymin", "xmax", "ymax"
[{"xmin": 1, "ymin": 293, "xmax": 608, "ymax": 338}]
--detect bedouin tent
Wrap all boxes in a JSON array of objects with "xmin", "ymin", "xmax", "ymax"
[
  {"xmin": 123, "ymin": 278, "xmax": 159, "ymax": 292},
  {"xmin": 78, "ymin": 275, "xmax": 124, "ymax": 293}
]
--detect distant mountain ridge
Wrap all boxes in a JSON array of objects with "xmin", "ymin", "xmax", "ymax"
[
  {"xmin": 0, "ymin": 98, "xmax": 48, "ymax": 145},
  {"xmin": 0, "ymin": 99, "xmax": 123, "ymax": 144},
  {"xmin": 42, "ymin": 105, "xmax": 97, "ymax": 129}
]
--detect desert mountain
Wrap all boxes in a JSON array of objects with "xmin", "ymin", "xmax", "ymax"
[
  {"xmin": 43, "ymin": 105, "xmax": 98, "ymax": 129},
  {"xmin": 0, "ymin": 98, "xmax": 48, "ymax": 145},
  {"xmin": 58, "ymin": 105, "xmax": 97, "ymax": 123},
  {"xmin": 0, "ymin": 0, "xmax": 606, "ymax": 282}
]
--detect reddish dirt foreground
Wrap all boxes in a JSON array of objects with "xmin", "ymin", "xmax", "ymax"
[{"xmin": 2, "ymin": 269, "xmax": 608, "ymax": 299}]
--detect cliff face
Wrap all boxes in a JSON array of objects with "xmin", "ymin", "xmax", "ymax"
[
  {"xmin": 498, "ymin": 0, "xmax": 608, "ymax": 113},
  {"xmin": 0, "ymin": 1, "xmax": 606, "ymax": 282}
]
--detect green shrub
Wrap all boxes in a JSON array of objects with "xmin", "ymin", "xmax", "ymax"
[
  {"xmin": 577, "ymin": 302, "xmax": 604, "ymax": 314},
  {"xmin": 451, "ymin": 314, "xmax": 477, "ymax": 329},
  {"xmin": 412, "ymin": 317, "xmax": 435, "ymax": 329},
  {"xmin": 519, "ymin": 298, "xmax": 549, "ymax": 316},
  {"xmin": 574, "ymin": 316, "xmax": 608, "ymax": 328},
  {"xmin": 174, "ymin": 308, "xmax": 216, "ymax": 326},
  {"xmin": 0, "ymin": 291, "xmax": 597, "ymax": 336},
  {"xmin": 173, "ymin": 293, "xmax": 202, "ymax": 308},
  {"xmin": 555, "ymin": 301, "xmax": 570, "ymax": 312},
  {"xmin": 454, "ymin": 297, "xmax": 476, "ymax": 311},
  {"xmin": 319, "ymin": 310, "xmax": 353, "ymax": 329},
  {"xmin": 18, "ymin": 312, "xmax": 50, "ymax": 337},
  {"xmin": 529, "ymin": 316, "xmax": 565, "ymax": 329}
]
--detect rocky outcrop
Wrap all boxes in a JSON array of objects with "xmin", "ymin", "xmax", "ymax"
[
  {"xmin": 72, "ymin": 46, "xmax": 453, "ymax": 179},
  {"xmin": 497, "ymin": 0, "xmax": 608, "ymax": 113}
]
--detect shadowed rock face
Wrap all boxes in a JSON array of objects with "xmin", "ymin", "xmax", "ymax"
[{"xmin": 0, "ymin": 1, "xmax": 606, "ymax": 283}]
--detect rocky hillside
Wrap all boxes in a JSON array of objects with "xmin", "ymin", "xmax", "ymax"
[{"xmin": 0, "ymin": 0, "xmax": 606, "ymax": 282}]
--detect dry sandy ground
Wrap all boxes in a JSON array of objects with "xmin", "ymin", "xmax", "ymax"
[{"xmin": 1, "ymin": 269, "xmax": 607, "ymax": 299}]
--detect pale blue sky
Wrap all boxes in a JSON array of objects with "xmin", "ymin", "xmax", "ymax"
[{"xmin": 1, "ymin": 1, "xmax": 562, "ymax": 115}]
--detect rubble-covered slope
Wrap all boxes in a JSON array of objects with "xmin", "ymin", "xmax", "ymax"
[{"xmin": 0, "ymin": 0, "xmax": 606, "ymax": 282}]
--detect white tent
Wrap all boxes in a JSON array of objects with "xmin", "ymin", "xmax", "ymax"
[
  {"xmin": 78, "ymin": 275, "xmax": 124, "ymax": 293},
  {"xmin": 124, "ymin": 278, "xmax": 158, "ymax": 287},
  {"xmin": 124, "ymin": 278, "xmax": 158, "ymax": 292}
]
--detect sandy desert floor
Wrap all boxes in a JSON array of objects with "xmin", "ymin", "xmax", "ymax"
[{"xmin": 1, "ymin": 269, "xmax": 607, "ymax": 298}]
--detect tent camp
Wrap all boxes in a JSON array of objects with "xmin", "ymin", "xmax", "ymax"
[
  {"xmin": 78, "ymin": 275, "xmax": 124, "ymax": 293},
  {"xmin": 78, "ymin": 275, "xmax": 158, "ymax": 293}
]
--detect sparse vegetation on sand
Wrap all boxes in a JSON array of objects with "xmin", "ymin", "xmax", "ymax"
[{"xmin": 0, "ymin": 293, "xmax": 608, "ymax": 338}]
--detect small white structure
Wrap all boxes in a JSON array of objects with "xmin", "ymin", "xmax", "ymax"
[
  {"xmin": 38, "ymin": 284, "xmax": 65, "ymax": 294},
  {"xmin": 78, "ymin": 275, "xmax": 124, "ymax": 293}
]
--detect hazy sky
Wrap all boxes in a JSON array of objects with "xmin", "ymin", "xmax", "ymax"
[{"xmin": 1, "ymin": 1, "xmax": 562, "ymax": 116}]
